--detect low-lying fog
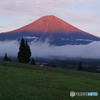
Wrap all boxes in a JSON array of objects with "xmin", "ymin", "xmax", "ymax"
[{"xmin": 0, "ymin": 40, "xmax": 100, "ymax": 59}]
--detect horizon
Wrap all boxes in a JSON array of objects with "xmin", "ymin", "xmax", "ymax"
[{"xmin": 0, "ymin": 0, "xmax": 100, "ymax": 37}]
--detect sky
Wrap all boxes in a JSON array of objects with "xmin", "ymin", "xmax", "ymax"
[{"xmin": 0, "ymin": 0, "xmax": 100, "ymax": 37}]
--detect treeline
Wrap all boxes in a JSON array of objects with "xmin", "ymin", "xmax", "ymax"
[
  {"xmin": 77, "ymin": 62, "xmax": 100, "ymax": 73},
  {"xmin": 3, "ymin": 38, "xmax": 36, "ymax": 65}
]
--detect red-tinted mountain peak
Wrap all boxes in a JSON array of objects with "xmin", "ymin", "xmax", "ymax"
[
  {"xmin": 10, "ymin": 15, "xmax": 88, "ymax": 34},
  {"xmin": 1, "ymin": 15, "xmax": 100, "ymax": 46}
]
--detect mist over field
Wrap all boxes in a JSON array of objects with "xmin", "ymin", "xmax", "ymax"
[{"xmin": 0, "ymin": 40, "xmax": 100, "ymax": 59}]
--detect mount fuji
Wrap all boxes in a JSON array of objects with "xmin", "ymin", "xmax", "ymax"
[{"xmin": 0, "ymin": 15, "xmax": 100, "ymax": 46}]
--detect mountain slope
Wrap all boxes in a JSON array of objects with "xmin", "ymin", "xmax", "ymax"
[
  {"xmin": 10, "ymin": 15, "xmax": 87, "ymax": 34},
  {"xmin": 0, "ymin": 15, "xmax": 100, "ymax": 45}
]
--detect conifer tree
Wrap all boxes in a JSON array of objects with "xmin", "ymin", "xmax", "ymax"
[
  {"xmin": 18, "ymin": 38, "xmax": 31, "ymax": 63},
  {"xmin": 3, "ymin": 53, "xmax": 11, "ymax": 61},
  {"xmin": 25, "ymin": 41, "xmax": 31, "ymax": 63},
  {"xmin": 31, "ymin": 58, "xmax": 36, "ymax": 65},
  {"xmin": 77, "ymin": 62, "xmax": 83, "ymax": 71}
]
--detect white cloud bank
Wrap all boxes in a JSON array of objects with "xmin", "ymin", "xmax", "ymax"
[{"xmin": 0, "ymin": 40, "xmax": 100, "ymax": 59}]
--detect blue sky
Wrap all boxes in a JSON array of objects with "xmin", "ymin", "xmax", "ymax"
[{"xmin": 0, "ymin": 0, "xmax": 100, "ymax": 37}]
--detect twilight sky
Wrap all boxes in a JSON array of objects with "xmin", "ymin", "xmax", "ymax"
[{"xmin": 0, "ymin": 0, "xmax": 100, "ymax": 37}]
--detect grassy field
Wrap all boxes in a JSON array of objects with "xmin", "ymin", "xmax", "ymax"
[{"xmin": 0, "ymin": 60, "xmax": 100, "ymax": 100}]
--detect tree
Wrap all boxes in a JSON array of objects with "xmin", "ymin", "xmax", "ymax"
[
  {"xmin": 3, "ymin": 53, "xmax": 11, "ymax": 61},
  {"xmin": 77, "ymin": 62, "xmax": 83, "ymax": 71},
  {"xmin": 88, "ymin": 65, "xmax": 97, "ymax": 72},
  {"xmin": 25, "ymin": 41, "xmax": 31, "ymax": 63},
  {"xmin": 18, "ymin": 38, "xmax": 31, "ymax": 63},
  {"xmin": 31, "ymin": 58, "xmax": 36, "ymax": 65},
  {"xmin": 52, "ymin": 65, "xmax": 56, "ymax": 68}
]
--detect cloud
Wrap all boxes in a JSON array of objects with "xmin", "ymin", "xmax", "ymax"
[
  {"xmin": 24, "ymin": 36, "xmax": 39, "ymax": 39},
  {"xmin": 0, "ymin": 26, "xmax": 14, "ymax": 30},
  {"xmin": 0, "ymin": 26, "xmax": 16, "ymax": 33},
  {"xmin": 30, "ymin": 41, "xmax": 100, "ymax": 59},
  {"xmin": 0, "ymin": 40, "xmax": 100, "ymax": 59},
  {"xmin": 0, "ymin": 0, "xmax": 60, "ymax": 18},
  {"xmin": 0, "ymin": 40, "xmax": 19, "ymax": 57},
  {"xmin": 0, "ymin": 0, "xmax": 98, "ymax": 15},
  {"xmin": 73, "ymin": 16, "xmax": 100, "ymax": 24}
]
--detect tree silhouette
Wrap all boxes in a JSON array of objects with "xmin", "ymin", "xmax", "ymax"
[
  {"xmin": 31, "ymin": 58, "xmax": 36, "ymax": 65},
  {"xmin": 52, "ymin": 65, "xmax": 56, "ymax": 68},
  {"xmin": 18, "ymin": 38, "xmax": 31, "ymax": 63},
  {"xmin": 77, "ymin": 62, "xmax": 83, "ymax": 71},
  {"xmin": 3, "ymin": 53, "xmax": 11, "ymax": 61},
  {"xmin": 25, "ymin": 41, "xmax": 31, "ymax": 63}
]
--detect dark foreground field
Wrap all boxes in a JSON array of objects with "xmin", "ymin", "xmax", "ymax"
[{"xmin": 0, "ymin": 61, "xmax": 100, "ymax": 100}]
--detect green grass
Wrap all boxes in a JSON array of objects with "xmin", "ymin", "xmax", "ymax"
[{"xmin": 0, "ymin": 60, "xmax": 100, "ymax": 100}]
